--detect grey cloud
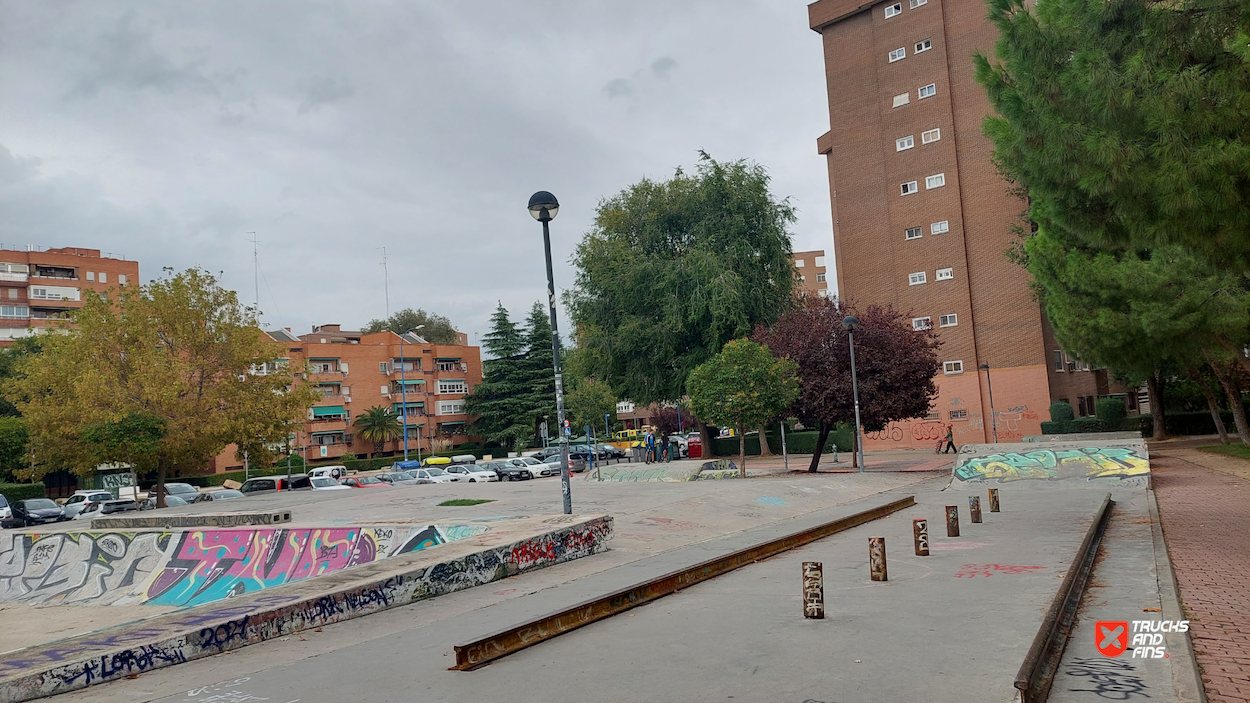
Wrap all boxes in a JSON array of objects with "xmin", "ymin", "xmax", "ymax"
[
  {"xmin": 69, "ymin": 11, "xmax": 217, "ymax": 99},
  {"xmin": 298, "ymin": 77, "xmax": 355, "ymax": 114},
  {"xmin": 651, "ymin": 56, "xmax": 678, "ymax": 79},
  {"xmin": 604, "ymin": 77, "xmax": 633, "ymax": 98}
]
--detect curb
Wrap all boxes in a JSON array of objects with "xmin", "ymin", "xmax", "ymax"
[
  {"xmin": 0, "ymin": 515, "xmax": 613, "ymax": 703},
  {"xmin": 1148, "ymin": 488, "xmax": 1208, "ymax": 703}
]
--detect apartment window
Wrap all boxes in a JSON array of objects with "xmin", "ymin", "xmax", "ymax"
[
  {"xmin": 919, "ymin": 83, "xmax": 937, "ymax": 99},
  {"xmin": 6, "ymin": 289, "xmax": 15, "ymax": 300},
  {"xmin": 931, "ymin": 220, "xmax": 949, "ymax": 234},
  {"xmin": 118, "ymin": 274, "xmax": 127, "ymax": 285},
  {"xmin": 379, "ymin": 362, "xmax": 388, "ymax": 374},
  {"xmin": 950, "ymin": 409, "xmax": 968, "ymax": 420},
  {"xmin": 912, "ymin": 317, "xmax": 932, "ymax": 330},
  {"xmin": 817, "ymin": 273, "xmax": 826, "ymax": 283},
  {"xmin": 901, "ymin": 181, "xmax": 918, "ymax": 195},
  {"xmin": 915, "ymin": 38, "xmax": 932, "ymax": 53},
  {"xmin": 896, "ymin": 135, "xmax": 914, "ymax": 151},
  {"xmin": 1053, "ymin": 350, "xmax": 1065, "ymax": 372},
  {"xmin": 437, "ymin": 400, "xmax": 465, "ymax": 416},
  {"xmin": 0, "ymin": 306, "xmax": 28, "ymax": 319},
  {"xmin": 922, "ymin": 128, "xmax": 941, "ymax": 144},
  {"xmin": 99, "ymin": 272, "xmax": 107, "ymax": 284},
  {"xmin": 909, "ymin": 272, "xmax": 927, "ymax": 286},
  {"xmin": 794, "ymin": 259, "xmax": 805, "ymax": 268},
  {"xmin": 892, "ymin": 92, "xmax": 910, "ymax": 108},
  {"xmin": 939, "ymin": 313, "xmax": 958, "ymax": 327},
  {"xmin": 926, "ymin": 410, "xmax": 941, "ymax": 421},
  {"xmin": 86, "ymin": 272, "xmax": 95, "ymax": 282},
  {"xmin": 926, "ymin": 173, "xmax": 946, "ymax": 189},
  {"xmin": 910, "ymin": 0, "xmax": 928, "ymax": 7},
  {"xmin": 936, "ymin": 267, "xmax": 954, "ymax": 280},
  {"xmin": 905, "ymin": 226, "xmax": 923, "ymax": 240},
  {"xmin": 436, "ymin": 359, "xmax": 461, "ymax": 371},
  {"xmin": 944, "ymin": 360, "xmax": 964, "ymax": 374},
  {"xmin": 889, "ymin": 47, "xmax": 906, "ymax": 63},
  {"xmin": 885, "ymin": 2, "xmax": 902, "ymax": 17},
  {"xmin": 814, "ymin": 256, "xmax": 826, "ymax": 266},
  {"xmin": 437, "ymin": 379, "xmax": 468, "ymax": 395}
]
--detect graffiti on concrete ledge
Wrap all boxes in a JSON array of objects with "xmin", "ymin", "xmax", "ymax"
[{"xmin": 953, "ymin": 446, "xmax": 1149, "ymax": 483}]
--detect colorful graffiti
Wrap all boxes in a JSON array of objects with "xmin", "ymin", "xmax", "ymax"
[
  {"xmin": 0, "ymin": 523, "xmax": 490, "ymax": 608},
  {"xmin": 953, "ymin": 445, "xmax": 1149, "ymax": 483}
]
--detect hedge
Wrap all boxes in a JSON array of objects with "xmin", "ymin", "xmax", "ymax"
[
  {"xmin": 1041, "ymin": 410, "xmax": 1245, "ymax": 438},
  {"xmin": 0, "ymin": 483, "xmax": 46, "ymax": 501},
  {"xmin": 708, "ymin": 428, "xmax": 850, "ymax": 457}
]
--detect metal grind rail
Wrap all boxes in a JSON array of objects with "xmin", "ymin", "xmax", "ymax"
[
  {"xmin": 451, "ymin": 495, "xmax": 916, "ymax": 670},
  {"xmin": 1014, "ymin": 492, "xmax": 1114, "ymax": 703}
]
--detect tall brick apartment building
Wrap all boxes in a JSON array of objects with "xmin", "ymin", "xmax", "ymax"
[
  {"xmin": 209, "ymin": 325, "xmax": 482, "ymax": 472},
  {"xmin": 791, "ymin": 250, "xmax": 832, "ymax": 298},
  {"xmin": 0, "ymin": 246, "xmax": 139, "ymax": 345},
  {"xmin": 807, "ymin": 0, "xmax": 1118, "ymax": 448}
]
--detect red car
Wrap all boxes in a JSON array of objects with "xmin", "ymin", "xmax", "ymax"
[{"xmin": 340, "ymin": 476, "xmax": 391, "ymax": 489}]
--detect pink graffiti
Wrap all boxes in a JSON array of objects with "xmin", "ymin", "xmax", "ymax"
[{"xmin": 954, "ymin": 563, "xmax": 1045, "ymax": 578}]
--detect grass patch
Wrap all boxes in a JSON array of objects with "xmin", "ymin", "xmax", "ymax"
[
  {"xmin": 1197, "ymin": 444, "xmax": 1250, "ymax": 460},
  {"xmin": 437, "ymin": 499, "xmax": 496, "ymax": 507}
]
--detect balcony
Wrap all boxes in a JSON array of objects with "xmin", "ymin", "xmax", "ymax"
[
  {"xmin": 31, "ymin": 266, "xmax": 77, "ymax": 280},
  {"xmin": 0, "ymin": 272, "xmax": 28, "ymax": 283}
]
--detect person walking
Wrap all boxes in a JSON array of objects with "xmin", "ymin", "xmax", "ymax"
[
  {"xmin": 942, "ymin": 424, "xmax": 957, "ymax": 454},
  {"xmin": 659, "ymin": 432, "xmax": 670, "ymax": 462},
  {"xmin": 645, "ymin": 430, "xmax": 656, "ymax": 464}
]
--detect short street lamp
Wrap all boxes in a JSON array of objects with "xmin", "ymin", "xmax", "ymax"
[
  {"xmin": 399, "ymin": 324, "xmax": 425, "ymax": 461},
  {"xmin": 528, "ymin": 190, "xmax": 573, "ymax": 515},
  {"xmin": 842, "ymin": 315, "xmax": 867, "ymax": 473},
  {"xmin": 978, "ymin": 362, "xmax": 998, "ymax": 443}
]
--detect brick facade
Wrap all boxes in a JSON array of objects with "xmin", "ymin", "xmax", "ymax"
[
  {"xmin": 0, "ymin": 246, "xmax": 139, "ymax": 345},
  {"xmin": 808, "ymin": 0, "xmax": 1112, "ymax": 448},
  {"xmin": 791, "ymin": 250, "xmax": 832, "ymax": 298}
]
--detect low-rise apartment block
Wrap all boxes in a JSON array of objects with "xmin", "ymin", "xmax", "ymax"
[{"xmin": 0, "ymin": 246, "xmax": 139, "ymax": 345}]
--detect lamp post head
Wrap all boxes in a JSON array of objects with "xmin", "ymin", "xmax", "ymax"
[
  {"xmin": 978, "ymin": 363, "xmax": 990, "ymax": 370},
  {"xmin": 528, "ymin": 191, "xmax": 559, "ymax": 222},
  {"xmin": 842, "ymin": 315, "xmax": 859, "ymax": 332}
]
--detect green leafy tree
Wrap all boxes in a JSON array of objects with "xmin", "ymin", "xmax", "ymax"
[
  {"xmin": 568, "ymin": 153, "xmax": 798, "ymax": 451},
  {"xmin": 80, "ymin": 412, "xmax": 165, "ymax": 476},
  {"xmin": 0, "ymin": 416, "xmax": 28, "ymax": 482},
  {"xmin": 687, "ymin": 339, "xmax": 799, "ymax": 476},
  {"xmin": 977, "ymin": 0, "xmax": 1250, "ymax": 268},
  {"xmin": 566, "ymin": 377, "xmax": 617, "ymax": 436},
  {"xmin": 363, "ymin": 308, "xmax": 460, "ymax": 344},
  {"xmin": 352, "ymin": 406, "xmax": 404, "ymax": 457},
  {"xmin": 5, "ymin": 268, "xmax": 321, "ymax": 503}
]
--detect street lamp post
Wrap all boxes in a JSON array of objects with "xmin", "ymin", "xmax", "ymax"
[
  {"xmin": 842, "ymin": 316, "xmax": 867, "ymax": 473},
  {"xmin": 399, "ymin": 325, "xmax": 426, "ymax": 461},
  {"xmin": 979, "ymin": 362, "xmax": 998, "ymax": 443},
  {"xmin": 529, "ymin": 191, "xmax": 573, "ymax": 515}
]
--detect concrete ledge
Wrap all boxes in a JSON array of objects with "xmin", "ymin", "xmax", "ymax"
[
  {"xmin": 91, "ymin": 510, "xmax": 294, "ymax": 529},
  {"xmin": 0, "ymin": 515, "xmax": 613, "ymax": 703}
]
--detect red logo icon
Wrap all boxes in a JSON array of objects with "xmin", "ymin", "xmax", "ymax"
[{"xmin": 1096, "ymin": 621, "xmax": 1129, "ymax": 657}]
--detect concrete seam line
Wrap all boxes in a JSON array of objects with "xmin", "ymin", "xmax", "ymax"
[
  {"xmin": 0, "ymin": 516, "xmax": 613, "ymax": 703},
  {"xmin": 1148, "ymin": 488, "xmax": 1208, "ymax": 703},
  {"xmin": 450, "ymin": 496, "xmax": 916, "ymax": 670},
  {"xmin": 1014, "ymin": 493, "xmax": 1114, "ymax": 703}
]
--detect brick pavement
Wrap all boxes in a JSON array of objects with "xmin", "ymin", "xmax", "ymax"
[{"xmin": 1152, "ymin": 448, "xmax": 1250, "ymax": 702}]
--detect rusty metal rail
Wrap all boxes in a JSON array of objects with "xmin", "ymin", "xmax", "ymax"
[
  {"xmin": 1014, "ymin": 492, "xmax": 1114, "ymax": 703},
  {"xmin": 451, "ymin": 495, "xmax": 915, "ymax": 670}
]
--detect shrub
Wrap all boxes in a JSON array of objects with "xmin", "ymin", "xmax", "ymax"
[
  {"xmin": 1049, "ymin": 402, "xmax": 1075, "ymax": 422},
  {"xmin": 0, "ymin": 483, "xmax": 46, "ymax": 501},
  {"xmin": 1095, "ymin": 398, "xmax": 1127, "ymax": 424}
]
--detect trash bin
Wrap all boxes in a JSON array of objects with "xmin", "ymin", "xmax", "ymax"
[
  {"xmin": 631, "ymin": 446, "xmax": 646, "ymax": 463},
  {"xmin": 687, "ymin": 436, "xmax": 703, "ymax": 459}
]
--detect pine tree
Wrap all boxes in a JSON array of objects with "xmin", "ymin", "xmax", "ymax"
[
  {"xmin": 519, "ymin": 302, "xmax": 558, "ymax": 444},
  {"xmin": 463, "ymin": 303, "xmax": 531, "ymax": 449}
]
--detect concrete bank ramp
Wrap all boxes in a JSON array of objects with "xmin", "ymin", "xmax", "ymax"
[
  {"xmin": 0, "ymin": 522, "xmax": 494, "ymax": 608},
  {"xmin": 950, "ymin": 438, "xmax": 1150, "ymax": 488}
]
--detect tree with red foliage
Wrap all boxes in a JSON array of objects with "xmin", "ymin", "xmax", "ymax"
[{"xmin": 754, "ymin": 296, "xmax": 941, "ymax": 471}]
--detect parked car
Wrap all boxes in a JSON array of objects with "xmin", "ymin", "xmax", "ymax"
[
  {"xmin": 146, "ymin": 482, "xmax": 200, "ymax": 502},
  {"xmin": 421, "ymin": 456, "xmax": 452, "ymax": 468},
  {"xmin": 405, "ymin": 467, "xmax": 461, "ymax": 484},
  {"xmin": 239, "ymin": 475, "xmax": 313, "ymax": 494},
  {"xmin": 448, "ymin": 454, "xmax": 478, "ymax": 465},
  {"xmin": 445, "ymin": 464, "xmax": 498, "ymax": 482},
  {"xmin": 376, "ymin": 472, "xmax": 422, "ymax": 486},
  {"xmin": 495, "ymin": 458, "xmax": 548, "ymax": 481},
  {"xmin": 192, "ymin": 489, "xmax": 246, "ymax": 503},
  {"xmin": 341, "ymin": 476, "xmax": 391, "ymax": 489},
  {"xmin": 310, "ymin": 476, "xmax": 351, "ymax": 491},
  {"xmin": 75, "ymin": 498, "xmax": 140, "ymax": 519},
  {"xmin": 308, "ymin": 466, "xmax": 348, "ymax": 481},
  {"xmin": 139, "ymin": 494, "xmax": 189, "ymax": 510},
  {"xmin": 3, "ymin": 498, "xmax": 66, "ymax": 528},
  {"xmin": 61, "ymin": 491, "xmax": 115, "ymax": 519},
  {"xmin": 0, "ymin": 494, "xmax": 11, "ymax": 522}
]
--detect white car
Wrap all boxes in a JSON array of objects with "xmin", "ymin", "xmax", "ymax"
[
  {"xmin": 62, "ymin": 491, "xmax": 116, "ymax": 519},
  {"xmin": 445, "ymin": 465, "xmax": 498, "ymax": 482},
  {"xmin": 308, "ymin": 466, "xmax": 348, "ymax": 481},
  {"xmin": 406, "ymin": 468, "xmax": 461, "ymax": 484},
  {"xmin": 310, "ymin": 477, "xmax": 351, "ymax": 491}
]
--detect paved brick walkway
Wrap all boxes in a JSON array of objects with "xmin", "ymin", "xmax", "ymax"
[{"xmin": 1153, "ymin": 449, "xmax": 1250, "ymax": 702}]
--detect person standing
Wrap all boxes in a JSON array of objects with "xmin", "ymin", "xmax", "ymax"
[
  {"xmin": 645, "ymin": 430, "xmax": 656, "ymax": 464},
  {"xmin": 659, "ymin": 432, "xmax": 669, "ymax": 462},
  {"xmin": 942, "ymin": 424, "xmax": 957, "ymax": 454}
]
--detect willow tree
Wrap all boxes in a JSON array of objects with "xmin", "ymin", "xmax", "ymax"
[
  {"xmin": 6, "ymin": 268, "xmax": 319, "ymax": 503},
  {"xmin": 568, "ymin": 153, "xmax": 797, "ymax": 451}
]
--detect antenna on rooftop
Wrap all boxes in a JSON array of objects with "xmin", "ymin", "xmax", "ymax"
[
  {"xmin": 379, "ymin": 246, "xmax": 390, "ymax": 320},
  {"xmin": 246, "ymin": 232, "xmax": 259, "ymax": 309}
]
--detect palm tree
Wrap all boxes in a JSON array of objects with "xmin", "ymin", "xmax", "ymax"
[{"xmin": 352, "ymin": 406, "xmax": 403, "ymax": 458}]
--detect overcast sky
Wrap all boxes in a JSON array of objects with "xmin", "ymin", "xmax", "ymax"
[{"xmin": 0, "ymin": 1, "xmax": 834, "ymax": 344}]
